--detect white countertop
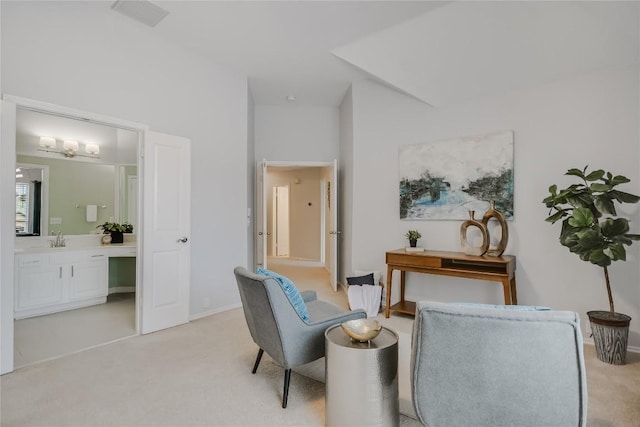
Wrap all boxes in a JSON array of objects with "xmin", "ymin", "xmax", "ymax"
[{"xmin": 15, "ymin": 234, "xmax": 136, "ymax": 255}]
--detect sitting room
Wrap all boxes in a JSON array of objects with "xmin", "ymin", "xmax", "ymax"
[{"xmin": 1, "ymin": 1, "xmax": 640, "ymax": 426}]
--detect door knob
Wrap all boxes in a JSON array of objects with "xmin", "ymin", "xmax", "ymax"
[{"xmin": 177, "ymin": 237, "xmax": 188, "ymax": 243}]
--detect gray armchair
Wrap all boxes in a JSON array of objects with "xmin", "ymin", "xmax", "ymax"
[
  {"xmin": 411, "ymin": 301, "xmax": 587, "ymax": 426},
  {"xmin": 234, "ymin": 266, "xmax": 366, "ymax": 408}
]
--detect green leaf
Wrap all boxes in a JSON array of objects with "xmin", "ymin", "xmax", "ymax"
[
  {"xmin": 600, "ymin": 218, "xmax": 629, "ymax": 237},
  {"xmin": 604, "ymin": 243, "xmax": 626, "ymax": 261},
  {"xmin": 566, "ymin": 194, "xmax": 589, "ymax": 208},
  {"xmin": 585, "ymin": 169, "xmax": 605, "ymax": 181},
  {"xmin": 568, "ymin": 208, "xmax": 594, "ymax": 228},
  {"xmin": 610, "ymin": 190, "xmax": 640, "ymax": 204},
  {"xmin": 577, "ymin": 229, "xmax": 604, "ymax": 250},
  {"xmin": 589, "ymin": 249, "xmax": 611, "ymax": 267},
  {"xmin": 594, "ymin": 195, "xmax": 616, "ymax": 216},
  {"xmin": 545, "ymin": 210, "xmax": 566, "ymax": 223},
  {"xmin": 590, "ymin": 183, "xmax": 612, "ymax": 192},
  {"xmin": 610, "ymin": 175, "xmax": 631, "ymax": 185},
  {"xmin": 611, "ymin": 235, "xmax": 633, "ymax": 245},
  {"xmin": 548, "ymin": 184, "xmax": 557, "ymax": 195},
  {"xmin": 566, "ymin": 168, "xmax": 586, "ymax": 179}
]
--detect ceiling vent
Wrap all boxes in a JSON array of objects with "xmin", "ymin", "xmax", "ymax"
[{"xmin": 111, "ymin": 0, "xmax": 170, "ymax": 28}]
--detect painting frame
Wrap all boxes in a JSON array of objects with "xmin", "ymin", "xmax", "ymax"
[{"xmin": 399, "ymin": 130, "xmax": 514, "ymax": 220}]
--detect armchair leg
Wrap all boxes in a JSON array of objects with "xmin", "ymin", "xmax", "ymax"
[
  {"xmin": 282, "ymin": 368, "xmax": 292, "ymax": 408},
  {"xmin": 252, "ymin": 348, "xmax": 264, "ymax": 374}
]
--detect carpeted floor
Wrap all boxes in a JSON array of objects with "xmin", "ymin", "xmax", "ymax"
[{"xmin": 1, "ymin": 264, "xmax": 639, "ymax": 426}]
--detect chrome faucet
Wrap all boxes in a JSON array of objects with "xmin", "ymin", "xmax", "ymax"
[{"xmin": 50, "ymin": 230, "xmax": 66, "ymax": 248}]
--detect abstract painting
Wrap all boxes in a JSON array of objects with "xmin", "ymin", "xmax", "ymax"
[{"xmin": 399, "ymin": 130, "xmax": 514, "ymax": 220}]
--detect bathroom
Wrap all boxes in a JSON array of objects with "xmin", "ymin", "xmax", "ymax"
[{"xmin": 13, "ymin": 107, "xmax": 139, "ymax": 367}]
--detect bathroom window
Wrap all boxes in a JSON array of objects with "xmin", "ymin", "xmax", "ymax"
[
  {"xmin": 15, "ymin": 181, "xmax": 41, "ymax": 236},
  {"xmin": 15, "ymin": 182, "xmax": 29, "ymax": 234}
]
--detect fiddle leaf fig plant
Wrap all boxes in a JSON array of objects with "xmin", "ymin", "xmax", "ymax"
[{"xmin": 543, "ymin": 166, "xmax": 640, "ymax": 313}]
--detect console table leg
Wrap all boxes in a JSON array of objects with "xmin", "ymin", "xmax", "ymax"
[
  {"xmin": 501, "ymin": 278, "xmax": 512, "ymax": 305},
  {"xmin": 510, "ymin": 277, "xmax": 518, "ymax": 305},
  {"xmin": 385, "ymin": 266, "xmax": 393, "ymax": 318}
]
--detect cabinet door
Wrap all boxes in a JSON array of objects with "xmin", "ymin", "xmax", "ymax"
[
  {"xmin": 68, "ymin": 256, "xmax": 107, "ymax": 301},
  {"xmin": 15, "ymin": 264, "xmax": 64, "ymax": 310}
]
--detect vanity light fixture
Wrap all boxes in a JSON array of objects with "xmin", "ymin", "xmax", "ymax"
[
  {"xmin": 85, "ymin": 143, "xmax": 100, "ymax": 156},
  {"xmin": 63, "ymin": 140, "xmax": 79, "ymax": 157},
  {"xmin": 39, "ymin": 136, "xmax": 56, "ymax": 149},
  {"xmin": 37, "ymin": 136, "xmax": 100, "ymax": 159}
]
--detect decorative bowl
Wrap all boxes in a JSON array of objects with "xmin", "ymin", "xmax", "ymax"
[{"xmin": 341, "ymin": 319, "xmax": 382, "ymax": 342}]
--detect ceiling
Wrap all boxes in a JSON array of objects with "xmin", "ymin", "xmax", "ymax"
[
  {"xmin": 110, "ymin": 0, "xmax": 447, "ymax": 106},
  {"xmin": 107, "ymin": 0, "xmax": 638, "ymax": 108}
]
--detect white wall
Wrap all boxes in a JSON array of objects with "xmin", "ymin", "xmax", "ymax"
[
  {"xmin": 255, "ymin": 105, "xmax": 339, "ymax": 162},
  {"xmin": 1, "ymin": 2, "xmax": 248, "ymax": 317},
  {"xmin": 247, "ymin": 88, "xmax": 256, "ymax": 270},
  {"xmin": 339, "ymin": 88, "xmax": 354, "ymax": 283},
  {"xmin": 347, "ymin": 65, "xmax": 640, "ymax": 346}
]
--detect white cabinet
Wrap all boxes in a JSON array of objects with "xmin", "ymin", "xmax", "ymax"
[
  {"xmin": 15, "ymin": 251, "xmax": 108, "ymax": 319},
  {"xmin": 68, "ymin": 254, "xmax": 107, "ymax": 301},
  {"xmin": 15, "ymin": 255, "xmax": 64, "ymax": 311}
]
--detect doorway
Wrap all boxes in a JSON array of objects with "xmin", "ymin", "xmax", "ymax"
[
  {"xmin": 257, "ymin": 160, "xmax": 338, "ymax": 291},
  {"xmin": 12, "ymin": 107, "xmax": 140, "ymax": 368},
  {"xmin": 2, "ymin": 96, "xmax": 192, "ymax": 375}
]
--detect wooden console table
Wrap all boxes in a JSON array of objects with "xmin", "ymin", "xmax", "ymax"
[{"xmin": 385, "ymin": 249, "xmax": 517, "ymax": 318}]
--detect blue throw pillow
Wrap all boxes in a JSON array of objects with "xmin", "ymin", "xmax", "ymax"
[
  {"xmin": 256, "ymin": 267, "xmax": 310, "ymax": 322},
  {"xmin": 453, "ymin": 302, "xmax": 551, "ymax": 311}
]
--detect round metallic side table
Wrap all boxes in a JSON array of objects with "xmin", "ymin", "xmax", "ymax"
[{"xmin": 325, "ymin": 324, "xmax": 399, "ymax": 427}]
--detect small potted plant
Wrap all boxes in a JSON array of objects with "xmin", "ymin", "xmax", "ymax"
[
  {"xmin": 543, "ymin": 166, "xmax": 640, "ymax": 364},
  {"xmin": 97, "ymin": 221, "xmax": 133, "ymax": 244},
  {"xmin": 405, "ymin": 230, "xmax": 422, "ymax": 248}
]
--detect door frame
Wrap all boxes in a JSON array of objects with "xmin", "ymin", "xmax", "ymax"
[
  {"xmin": 1, "ymin": 95, "xmax": 146, "ymax": 374},
  {"xmin": 256, "ymin": 160, "xmax": 338, "ymax": 290}
]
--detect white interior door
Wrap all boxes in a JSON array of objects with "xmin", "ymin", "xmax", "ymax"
[
  {"xmin": 1, "ymin": 100, "xmax": 17, "ymax": 374},
  {"xmin": 141, "ymin": 131, "xmax": 190, "ymax": 334},
  {"xmin": 275, "ymin": 185, "xmax": 290, "ymax": 256},
  {"xmin": 329, "ymin": 159, "xmax": 338, "ymax": 292}
]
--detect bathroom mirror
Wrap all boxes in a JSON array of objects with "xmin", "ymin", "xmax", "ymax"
[{"xmin": 15, "ymin": 108, "xmax": 138, "ymax": 236}]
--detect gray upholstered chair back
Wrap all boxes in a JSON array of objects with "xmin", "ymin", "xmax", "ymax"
[
  {"xmin": 234, "ymin": 267, "xmax": 287, "ymax": 366},
  {"xmin": 411, "ymin": 301, "xmax": 587, "ymax": 427}
]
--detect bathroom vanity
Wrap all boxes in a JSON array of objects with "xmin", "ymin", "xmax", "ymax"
[{"xmin": 14, "ymin": 236, "xmax": 136, "ymax": 319}]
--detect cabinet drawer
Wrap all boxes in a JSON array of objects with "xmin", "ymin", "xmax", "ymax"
[
  {"xmin": 17, "ymin": 255, "xmax": 43, "ymax": 267},
  {"xmin": 48, "ymin": 251, "xmax": 79, "ymax": 265},
  {"xmin": 386, "ymin": 253, "xmax": 442, "ymax": 268}
]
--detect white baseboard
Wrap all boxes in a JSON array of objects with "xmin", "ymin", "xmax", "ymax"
[
  {"xmin": 108, "ymin": 286, "xmax": 135, "ymax": 294},
  {"xmin": 190, "ymin": 302, "xmax": 242, "ymax": 321},
  {"xmin": 582, "ymin": 338, "xmax": 640, "ymax": 354}
]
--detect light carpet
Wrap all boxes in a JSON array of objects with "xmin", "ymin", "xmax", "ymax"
[{"xmin": 1, "ymin": 265, "xmax": 639, "ymax": 426}]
